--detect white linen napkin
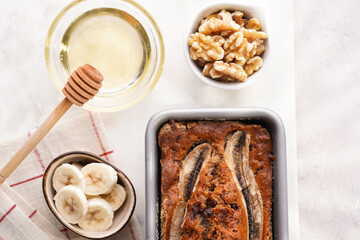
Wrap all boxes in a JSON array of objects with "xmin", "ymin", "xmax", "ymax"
[{"xmin": 0, "ymin": 112, "xmax": 142, "ymax": 240}]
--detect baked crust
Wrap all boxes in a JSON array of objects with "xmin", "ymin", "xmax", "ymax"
[{"xmin": 158, "ymin": 120, "xmax": 273, "ymax": 240}]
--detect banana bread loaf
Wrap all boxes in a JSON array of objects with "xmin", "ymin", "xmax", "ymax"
[{"xmin": 158, "ymin": 120, "xmax": 273, "ymax": 240}]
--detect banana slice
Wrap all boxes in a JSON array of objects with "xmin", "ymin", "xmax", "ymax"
[
  {"xmin": 52, "ymin": 163, "xmax": 86, "ymax": 192},
  {"xmin": 101, "ymin": 184, "xmax": 127, "ymax": 211},
  {"xmin": 78, "ymin": 197, "xmax": 114, "ymax": 231},
  {"xmin": 81, "ymin": 163, "xmax": 117, "ymax": 195},
  {"xmin": 54, "ymin": 185, "xmax": 88, "ymax": 224},
  {"xmin": 85, "ymin": 194, "xmax": 98, "ymax": 200}
]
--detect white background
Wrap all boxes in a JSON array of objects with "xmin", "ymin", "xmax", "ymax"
[
  {"xmin": 0, "ymin": 0, "xmax": 358, "ymax": 239},
  {"xmin": 294, "ymin": 0, "xmax": 360, "ymax": 239}
]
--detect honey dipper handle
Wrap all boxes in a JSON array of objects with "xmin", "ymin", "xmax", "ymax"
[{"xmin": 0, "ymin": 98, "xmax": 73, "ymax": 185}]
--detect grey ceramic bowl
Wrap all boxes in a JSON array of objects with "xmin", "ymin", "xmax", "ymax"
[{"xmin": 43, "ymin": 151, "xmax": 136, "ymax": 239}]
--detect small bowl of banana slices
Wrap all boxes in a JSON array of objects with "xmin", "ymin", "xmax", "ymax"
[{"xmin": 42, "ymin": 151, "xmax": 136, "ymax": 239}]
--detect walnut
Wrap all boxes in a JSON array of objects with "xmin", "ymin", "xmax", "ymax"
[
  {"xmin": 203, "ymin": 62, "xmax": 246, "ymax": 81},
  {"xmin": 189, "ymin": 33, "xmax": 225, "ymax": 61},
  {"xmin": 223, "ymin": 32, "xmax": 256, "ymax": 63},
  {"xmin": 243, "ymin": 29, "xmax": 267, "ymax": 42},
  {"xmin": 220, "ymin": 75, "xmax": 239, "ymax": 82},
  {"xmin": 209, "ymin": 65, "xmax": 223, "ymax": 78},
  {"xmin": 219, "ymin": 75, "xmax": 238, "ymax": 82},
  {"xmin": 212, "ymin": 61, "xmax": 247, "ymax": 82},
  {"xmin": 203, "ymin": 63, "xmax": 223, "ymax": 79},
  {"xmin": 244, "ymin": 57, "xmax": 263, "ymax": 76},
  {"xmin": 255, "ymin": 39, "xmax": 265, "ymax": 56},
  {"xmin": 245, "ymin": 18, "xmax": 261, "ymax": 30},
  {"xmin": 198, "ymin": 10, "xmax": 240, "ymax": 35},
  {"xmin": 197, "ymin": 59, "xmax": 207, "ymax": 67},
  {"xmin": 223, "ymin": 31, "xmax": 244, "ymax": 51},
  {"xmin": 200, "ymin": 13, "xmax": 220, "ymax": 25},
  {"xmin": 218, "ymin": 9, "xmax": 234, "ymax": 22},
  {"xmin": 234, "ymin": 59, "xmax": 245, "ymax": 66},
  {"xmin": 231, "ymin": 11, "xmax": 247, "ymax": 26},
  {"xmin": 202, "ymin": 63, "xmax": 212, "ymax": 77},
  {"xmin": 220, "ymin": 30, "xmax": 233, "ymax": 38},
  {"xmin": 211, "ymin": 35, "xmax": 225, "ymax": 46}
]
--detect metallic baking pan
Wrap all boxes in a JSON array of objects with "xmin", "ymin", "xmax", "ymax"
[{"xmin": 145, "ymin": 108, "xmax": 289, "ymax": 239}]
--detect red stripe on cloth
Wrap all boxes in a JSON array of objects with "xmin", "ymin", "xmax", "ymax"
[
  {"xmin": 128, "ymin": 221, "xmax": 136, "ymax": 240},
  {"xmin": 0, "ymin": 204, "xmax": 16, "ymax": 223},
  {"xmin": 28, "ymin": 132, "xmax": 45, "ymax": 171},
  {"xmin": 28, "ymin": 210, "xmax": 37, "ymax": 219},
  {"xmin": 9, "ymin": 174, "xmax": 43, "ymax": 187},
  {"xmin": 99, "ymin": 150, "xmax": 114, "ymax": 157},
  {"xmin": 60, "ymin": 228, "xmax": 71, "ymax": 240},
  {"xmin": 88, "ymin": 112, "xmax": 110, "ymax": 161}
]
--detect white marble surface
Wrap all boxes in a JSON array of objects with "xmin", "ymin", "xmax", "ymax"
[
  {"xmin": 0, "ymin": 0, "xmax": 301, "ymax": 239},
  {"xmin": 295, "ymin": 0, "xmax": 360, "ymax": 239}
]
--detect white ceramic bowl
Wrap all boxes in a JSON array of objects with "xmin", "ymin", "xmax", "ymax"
[
  {"xmin": 184, "ymin": 1, "xmax": 269, "ymax": 90},
  {"xmin": 43, "ymin": 151, "xmax": 136, "ymax": 239}
]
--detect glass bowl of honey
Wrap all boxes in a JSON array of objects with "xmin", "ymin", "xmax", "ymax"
[{"xmin": 45, "ymin": 0, "xmax": 164, "ymax": 112}]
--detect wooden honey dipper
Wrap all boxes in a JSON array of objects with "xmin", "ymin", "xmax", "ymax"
[{"xmin": 0, "ymin": 64, "xmax": 103, "ymax": 185}]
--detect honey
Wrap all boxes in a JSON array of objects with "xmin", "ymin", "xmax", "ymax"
[{"xmin": 60, "ymin": 8, "xmax": 150, "ymax": 94}]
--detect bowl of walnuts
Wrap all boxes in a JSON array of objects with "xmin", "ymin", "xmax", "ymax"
[{"xmin": 184, "ymin": 2, "xmax": 269, "ymax": 90}]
